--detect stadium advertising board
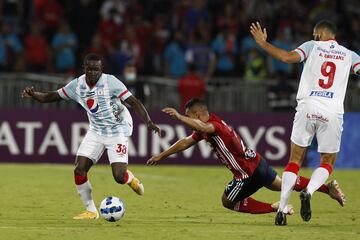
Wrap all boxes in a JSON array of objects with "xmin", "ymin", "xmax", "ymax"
[
  {"xmin": 1, "ymin": 109, "xmax": 359, "ymax": 167},
  {"xmin": 0, "ymin": 109, "xmax": 292, "ymax": 166}
]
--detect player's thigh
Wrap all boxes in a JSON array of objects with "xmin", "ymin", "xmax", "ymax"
[
  {"xmin": 75, "ymin": 156, "xmax": 94, "ymax": 174},
  {"xmin": 255, "ymin": 157, "xmax": 278, "ymax": 188},
  {"xmin": 316, "ymin": 113, "xmax": 343, "ymax": 153},
  {"xmin": 105, "ymin": 135, "xmax": 129, "ymax": 164},
  {"xmin": 290, "ymin": 104, "xmax": 316, "ymax": 148},
  {"xmin": 77, "ymin": 131, "xmax": 105, "ymax": 164}
]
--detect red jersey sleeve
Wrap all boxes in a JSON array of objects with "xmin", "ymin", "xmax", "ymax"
[
  {"xmin": 208, "ymin": 120, "xmax": 222, "ymax": 133},
  {"xmin": 191, "ymin": 131, "xmax": 203, "ymax": 141}
]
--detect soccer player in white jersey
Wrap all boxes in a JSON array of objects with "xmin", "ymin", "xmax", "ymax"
[
  {"xmin": 22, "ymin": 53, "xmax": 161, "ymax": 220},
  {"xmin": 250, "ymin": 20, "xmax": 360, "ymax": 225}
]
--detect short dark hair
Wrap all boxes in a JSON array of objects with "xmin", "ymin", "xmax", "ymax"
[
  {"xmin": 84, "ymin": 53, "xmax": 103, "ymax": 63},
  {"xmin": 314, "ymin": 20, "xmax": 337, "ymax": 35},
  {"xmin": 185, "ymin": 98, "xmax": 206, "ymax": 110}
]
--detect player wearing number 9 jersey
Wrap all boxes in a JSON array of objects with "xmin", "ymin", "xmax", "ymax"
[
  {"xmin": 21, "ymin": 53, "xmax": 161, "ymax": 220},
  {"xmin": 250, "ymin": 20, "xmax": 356, "ymax": 225}
]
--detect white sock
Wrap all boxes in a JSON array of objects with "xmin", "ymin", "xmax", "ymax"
[
  {"xmin": 279, "ymin": 171, "xmax": 298, "ymax": 211},
  {"xmin": 307, "ymin": 167, "xmax": 330, "ymax": 196},
  {"xmin": 125, "ymin": 170, "xmax": 134, "ymax": 184},
  {"xmin": 76, "ymin": 180, "xmax": 97, "ymax": 213}
]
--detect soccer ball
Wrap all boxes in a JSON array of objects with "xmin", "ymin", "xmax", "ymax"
[{"xmin": 100, "ymin": 196, "xmax": 125, "ymax": 222}]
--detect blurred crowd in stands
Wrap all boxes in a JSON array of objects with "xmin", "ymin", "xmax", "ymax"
[{"xmin": 1, "ymin": 0, "xmax": 359, "ymax": 79}]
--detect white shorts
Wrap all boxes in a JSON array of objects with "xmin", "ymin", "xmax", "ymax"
[
  {"xmin": 290, "ymin": 103, "xmax": 343, "ymax": 153},
  {"xmin": 77, "ymin": 131, "xmax": 129, "ymax": 164}
]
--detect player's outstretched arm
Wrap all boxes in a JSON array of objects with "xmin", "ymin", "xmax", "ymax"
[
  {"xmin": 250, "ymin": 21, "xmax": 300, "ymax": 63},
  {"xmin": 147, "ymin": 136, "xmax": 197, "ymax": 165},
  {"xmin": 124, "ymin": 95, "xmax": 161, "ymax": 136},
  {"xmin": 162, "ymin": 107, "xmax": 215, "ymax": 133},
  {"xmin": 21, "ymin": 86, "xmax": 63, "ymax": 103}
]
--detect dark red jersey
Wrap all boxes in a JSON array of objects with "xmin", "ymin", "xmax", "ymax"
[{"xmin": 191, "ymin": 113, "xmax": 261, "ymax": 179}]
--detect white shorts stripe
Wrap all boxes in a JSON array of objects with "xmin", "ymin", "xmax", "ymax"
[{"xmin": 227, "ymin": 181, "xmax": 244, "ymax": 201}]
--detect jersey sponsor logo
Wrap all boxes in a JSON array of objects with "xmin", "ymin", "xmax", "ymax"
[
  {"xmin": 310, "ymin": 90, "xmax": 334, "ymax": 98},
  {"xmin": 306, "ymin": 113, "xmax": 329, "ymax": 122},
  {"xmin": 316, "ymin": 47, "xmax": 346, "ymax": 56},
  {"xmin": 86, "ymin": 98, "xmax": 99, "ymax": 113},
  {"xmin": 86, "ymin": 91, "xmax": 95, "ymax": 97}
]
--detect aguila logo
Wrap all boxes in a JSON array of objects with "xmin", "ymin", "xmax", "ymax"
[{"xmin": 86, "ymin": 98, "xmax": 99, "ymax": 113}]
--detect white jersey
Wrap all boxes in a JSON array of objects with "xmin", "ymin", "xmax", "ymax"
[
  {"xmin": 57, "ymin": 73, "xmax": 133, "ymax": 137},
  {"xmin": 294, "ymin": 40, "xmax": 360, "ymax": 115}
]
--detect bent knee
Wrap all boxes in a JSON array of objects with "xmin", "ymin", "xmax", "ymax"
[{"xmin": 74, "ymin": 167, "xmax": 87, "ymax": 177}]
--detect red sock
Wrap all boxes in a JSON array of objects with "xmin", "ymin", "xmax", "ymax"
[
  {"xmin": 293, "ymin": 176, "xmax": 329, "ymax": 193},
  {"xmin": 234, "ymin": 197, "xmax": 276, "ymax": 214},
  {"xmin": 74, "ymin": 175, "xmax": 88, "ymax": 185}
]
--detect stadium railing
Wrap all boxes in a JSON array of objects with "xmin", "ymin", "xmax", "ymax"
[{"xmin": 1, "ymin": 73, "xmax": 359, "ymax": 112}]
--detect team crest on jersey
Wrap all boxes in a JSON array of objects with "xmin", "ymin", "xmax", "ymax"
[{"xmin": 86, "ymin": 98, "xmax": 99, "ymax": 113}]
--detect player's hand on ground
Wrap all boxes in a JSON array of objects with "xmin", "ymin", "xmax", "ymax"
[
  {"xmin": 22, "ymin": 86, "xmax": 35, "ymax": 98},
  {"xmin": 147, "ymin": 121, "xmax": 161, "ymax": 136},
  {"xmin": 162, "ymin": 107, "xmax": 180, "ymax": 119},
  {"xmin": 146, "ymin": 155, "xmax": 162, "ymax": 165},
  {"xmin": 250, "ymin": 21, "xmax": 267, "ymax": 45}
]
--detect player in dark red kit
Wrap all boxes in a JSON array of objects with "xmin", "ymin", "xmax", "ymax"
[{"xmin": 147, "ymin": 99, "xmax": 345, "ymax": 216}]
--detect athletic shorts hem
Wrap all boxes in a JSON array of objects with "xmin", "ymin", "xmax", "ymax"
[
  {"xmin": 290, "ymin": 138, "xmax": 310, "ymax": 148},
  {"xmin": 76, "ymin": 153, "xmax": 97, "ymax": 164}
]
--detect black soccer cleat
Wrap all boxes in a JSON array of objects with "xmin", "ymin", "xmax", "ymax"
[
  {"xmin": 300, "ymin": 189, "xmax": 312, "ymax": 222},
  {"xmin": 275, "ymin": 211, "xmax": 287, "ymax": 226}
]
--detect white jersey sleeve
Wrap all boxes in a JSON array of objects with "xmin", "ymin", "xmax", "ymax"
[
  {"xmin": 57, "ymin": 78, "xmax": 78, "ymax": 101},
  {"xmin": 294, "ymin": 41, "xmax": 315, "ymax": 62},
  {"xmin": 108, "ymin": 75, "xmax": 132, "ymax": 101},
  {"xmin": 351, "ymin": 51, "xmax": 360, "ymax": 73}
]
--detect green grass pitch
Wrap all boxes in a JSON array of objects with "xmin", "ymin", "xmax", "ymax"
[{"xmin": 0, "ymin": 164, "xmax": 359, "ymax": 240}]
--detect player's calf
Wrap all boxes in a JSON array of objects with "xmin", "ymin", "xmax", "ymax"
[{"xmin": 113, "ymin": 170, "xmax": 131, "ymax": 184}]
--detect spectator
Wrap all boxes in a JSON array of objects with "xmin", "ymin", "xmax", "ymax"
[
  {"xmin": 97, "ymin": 8, "xmax": 123, "ymax": 50},
  {"xmin": 69, "ymin": 0, "xmax": 100, "ymax": 55},
  {"xmin": 150, "ymin": 13, "xmax": 171, "ymax": 75},
  {"xmin": 184, "ymin": 0, "xmax": 210, "ymax": 34},
  {"xmin": 211, "ymin": 29, "xmax": 238, "ymax": 77},
  {"xmin": 100, "ymin": 0, "xmax": 127, "ymax": 23},
  {"xmin": 35, "ymin": 0, "xmax": 64, "ymax": 41},
  {"xmin": 244, "ymin": 48, "xmax": 266, "ymax": 82},
  {"xmin": 177, "ymin": 64, "xmax": 206, "ymax": 112},
  {"xmin": 0, "ymin": 22, "xmax": 23, "ymax": 71},
  {"xmin": 24, "ymin": 22, "xmax": 49, "ymax": 73},
  {"xmin": 185, "ymin": 30, "xmax": 216, "ymax": 82},
  {"xmin": 51, "ymin": 22, "xmax": 77, "ymax": 73},
  {"xmin": 0, "ymin": 0, "xmax": 23, "ymax": 34},
  {"xmin": 107, "ymin": 41, "xmax": 132, "ymax": 75},
  {"xmin": 122, "ymin": 62, "xmax": 149, "ymax": 105},
  {"xmin": 163, "ymin": 30, "xmax": 187, "ymax": 78},
  {"xmin": 0, "ymin": 34, "xmax": 7, "ymax": 71},
  {"xmin": 216, "ymin": 2, "xmax": 240, "ymax": 35},
  {"xmin": 269, "ymin": 30, "xmax": 293, "ymax": 76}
]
